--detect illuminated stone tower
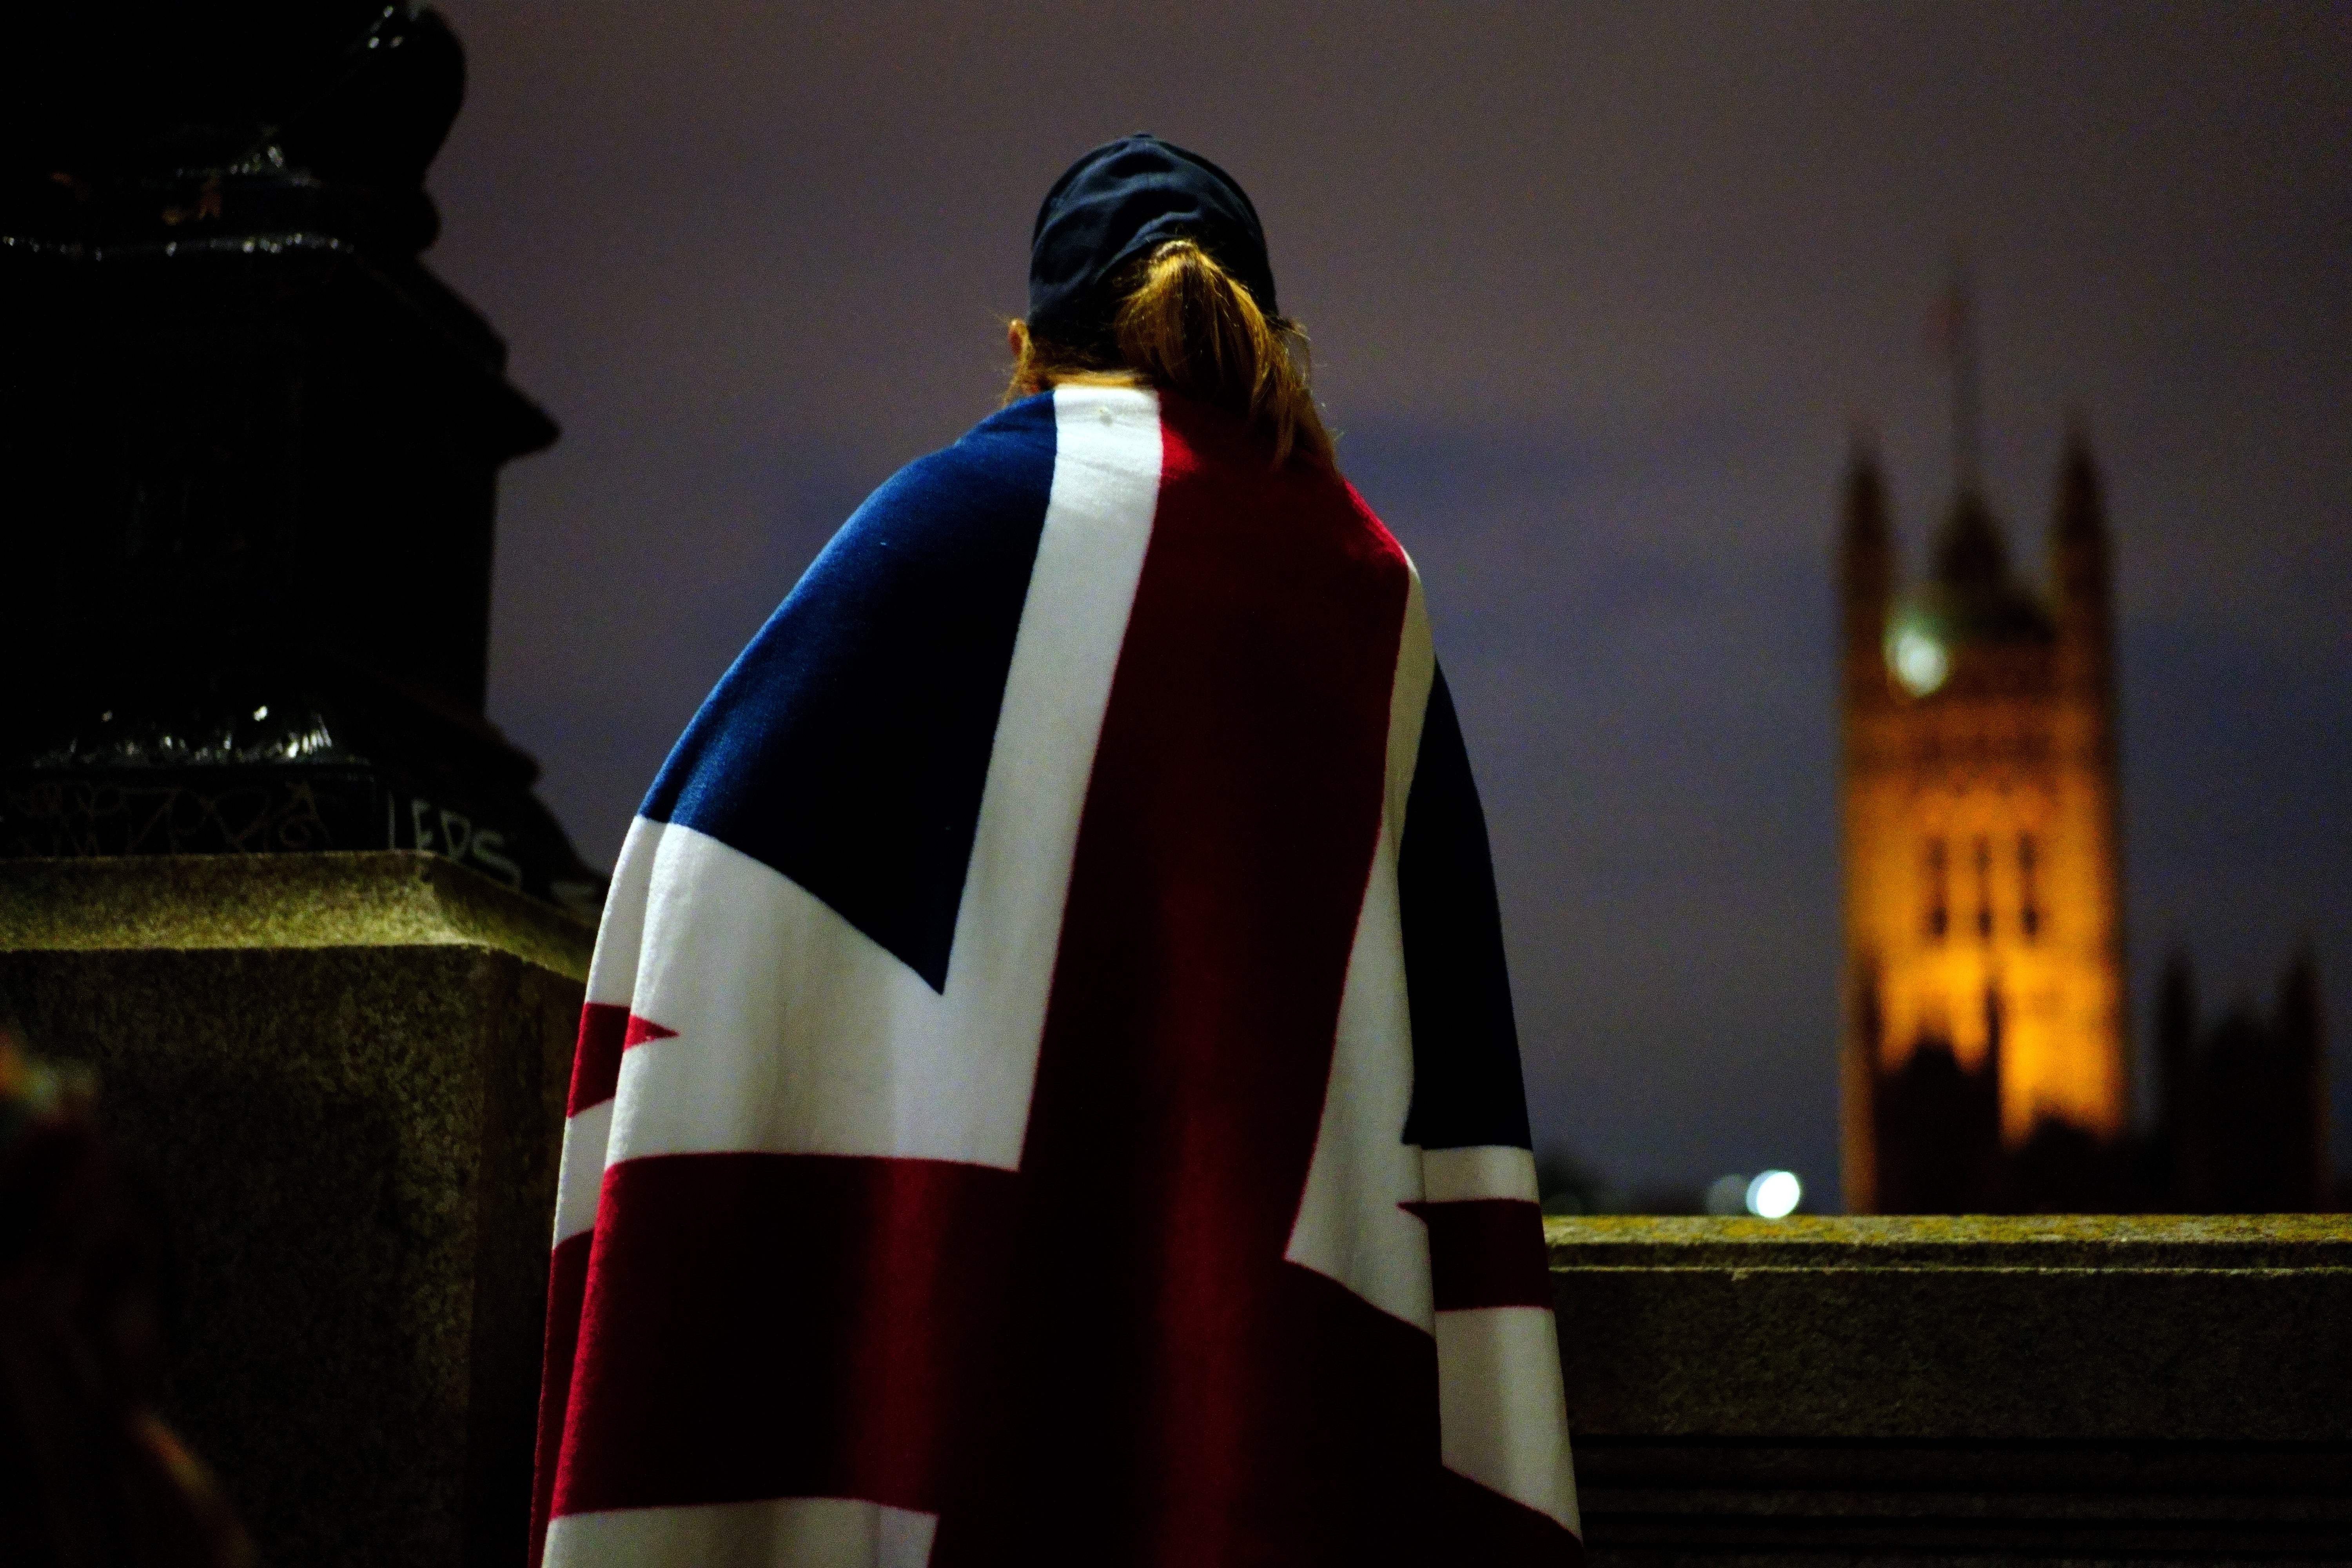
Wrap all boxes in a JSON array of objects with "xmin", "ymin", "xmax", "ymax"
[{"xmin": 1838, "ymin": 433, "xmax": 2127, "ymax": 1212}]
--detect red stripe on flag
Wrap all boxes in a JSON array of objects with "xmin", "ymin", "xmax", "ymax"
[
  {"xmin": 528, "ymin": 1229, "xmax": 593, "ymax": 1568},
  {"xmin": 1407, "ymin": 1197, "xmax": 1555, "ymax": 1310},
  {"xmin": 623, "ymin": 1013, "xmax": 676, "ymax": 1048},
  {"xmin": 931, "ymin": 394, "xmax": 1428, "ymax": 1564},
  {"xmin": 550, "ymin": 1152, "xmax": 1018, "ymax": 1519},
  {"xmin": 566, "ymin": 1003, "xmax": 676, "ymax": 1116}
]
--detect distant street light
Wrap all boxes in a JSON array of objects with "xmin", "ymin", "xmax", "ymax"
[
  {"xmin": 1746, "ymin": 1169, "xmax": 1802, "ymax": 1219},
  {"xmin": 1703, "ymin": 1174, "xmax": 1749, "ymax": 1215}
]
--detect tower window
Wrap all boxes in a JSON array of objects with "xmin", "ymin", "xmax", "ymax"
[
  {"xmin": 1973, "ymin": 835, "xmax": 1994, "ymax": 940},
  {"xmin": 1924, "ymin": 838, "xmax": 1948, "ymax": 940},
  {"xmin": 2019, "ymin": 833, "xmax": 2042, "ymax": 939}
]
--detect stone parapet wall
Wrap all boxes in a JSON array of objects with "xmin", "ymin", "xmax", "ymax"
[
  {"xmin": 9, "ymin": 859, "xmax": 2346, "ymax": 1566},
  {"xmin": 0, "ymin": 853, "xmax": 591, "ymax": 1568},
  {"xmin": 1551, "ymin": 1214, "xmax": 2352, "ymax": 1563}
]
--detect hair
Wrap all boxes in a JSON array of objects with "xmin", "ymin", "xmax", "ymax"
[{"xmin": 1005, "ymin": 238, "xmax": 1334, "ymax": 468}]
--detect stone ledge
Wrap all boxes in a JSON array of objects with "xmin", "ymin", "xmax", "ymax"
[
  {"xmin": 1547, "ymin": 1213, "xmax": 2352, "ymax": 1443},
  {"xmin": 1550, "ymin": 1216, "xmax": 2352, "ymax": 1561},
  {"xmin": 0, "ymin": 851, "xmax": 593, "ymax": 979},
  {"xmin": 1546, "ymin": 1211, "xmax": 2352, "ymax": 1270}
]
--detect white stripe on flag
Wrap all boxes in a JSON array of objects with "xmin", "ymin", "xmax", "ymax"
[
  {"xmin": 1422, "ymin": 1144, "xmax": 1541, "ymax": 1203},
  {"xmin": 543, "ymin": 1498, "xmax": 936, "ymax": 1568},
  {"xmin": 1284, "ymin": 822, "xmax": 1432, "ymax": 1329},
  {"xmin": 552, "ymin": 1098, "xmax": 612, "ymax": 1247},
  {"xmin": 586, "ymin": 816, "xmax": 665, "ymax": 1008},
  {"xmin": 606, "ymin": 386, "xmax": 1161, "ymax": 1171},
  {"xmin": 1435, "ymin": 1305, "xmax": 1581, "ymax": 1535},
  {"xmin": 1285, "ymin": 569, "xmax": 1436, "ymax": 1329},
  {"xmin": 1289, "ymin": 564, "xmax": 1430, "ymax": 1326}
]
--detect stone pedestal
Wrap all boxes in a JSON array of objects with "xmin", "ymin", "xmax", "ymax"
[
  {"xmin": 1552, "ymin": 1214, "xmax": 2352, "ymax": 1563},
  {"xmin": 1, "ymin": 2, "xmax": 599, "ymax": 912},
  {"xmin": 0, "ymin": 852, "xmax": 590, "ymax": 1568}
]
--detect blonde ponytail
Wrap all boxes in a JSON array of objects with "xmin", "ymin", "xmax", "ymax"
[{"xmin": 1006, "ymin": 239, "xmax": 1334, "ymax": 468}]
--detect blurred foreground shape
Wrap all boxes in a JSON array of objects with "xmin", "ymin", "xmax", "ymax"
[
  {"xmin": 1554, "ymin": 1215, "xmax": 2352, "ymax": 1563},
  {"xmin": 0, "ymin": 851, "xmax": 588, "ymax": 1567},
  {"xmin": 0, "ymin": 1025, "xmax": 254, "ymax": 1568}
]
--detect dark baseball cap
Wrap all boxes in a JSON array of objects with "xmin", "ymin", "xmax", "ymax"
[{"xmin": 1027, "ymin": 134, "xmax": 1278, "ymax": 347}]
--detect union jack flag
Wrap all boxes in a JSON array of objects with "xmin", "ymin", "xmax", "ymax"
[{"xmin": 531, "ymin": 385, "xmax": 1581, "ymax": 1566}]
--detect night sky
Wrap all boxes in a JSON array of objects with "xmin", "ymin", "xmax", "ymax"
[{"xmin": 426, "ymin": 2, "xmax": 2350, "ymax": 1204}]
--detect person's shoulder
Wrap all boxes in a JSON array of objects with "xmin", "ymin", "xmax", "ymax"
[
  {"xmin": 642, "ymin": 396, "xmax": 1062, "ymax": 830},
  {"xmin": 797, "ymin": 394, "xmax": 1062, "ymax": 595},
  {"xmin": 871, "ymin": 393, "xmax": 1059, "ymax": 515},
  {"xmin": 1332, "ymin": 471, "xmax": 1412, "ymax": 573}
]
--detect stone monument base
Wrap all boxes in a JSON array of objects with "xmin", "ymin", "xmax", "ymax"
[{"xmin": 0, "ymin": 852, "xmax": 590, "ymax": 1568}]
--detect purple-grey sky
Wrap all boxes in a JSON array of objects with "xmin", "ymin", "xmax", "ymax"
[{"xmin": 427, "ymin": 1, "xmax": 2351, "ymax": 1202}]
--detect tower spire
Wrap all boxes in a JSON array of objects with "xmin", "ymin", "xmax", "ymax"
[
  {"xmin": 1926, "ymin": 252, "xmax": 2011, "ymax": 593},
  {"xmin": 1932, "ymin": 249, "xmax": 1984, "ymax": 496}
]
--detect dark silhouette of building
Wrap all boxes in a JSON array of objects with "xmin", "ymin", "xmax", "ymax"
[
  {"xmin": 1862, "ymin": 961, "xmax": 2004, "ymax": 1213},
  {"xmin": 1859, "ymin": 937, "xmax": 2328, "ymax": 1213},
  {"xmin": 2154, "ymin": 948, "xmax": 2329, "ymax": 1212}
]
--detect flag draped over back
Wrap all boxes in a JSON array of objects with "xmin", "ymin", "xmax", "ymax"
[{"xmin": 532, "ymin": 385, "xmax": 1581, "ymax": 1567}]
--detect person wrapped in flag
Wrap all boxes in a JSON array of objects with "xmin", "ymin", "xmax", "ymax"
[{"xmin": 532, "ymin": 134, "xmax": 1581, "ymax": 1567}]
